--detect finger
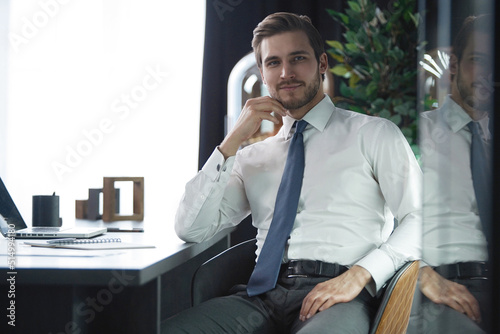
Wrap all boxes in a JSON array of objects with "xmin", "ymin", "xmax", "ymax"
[
  {"xmin": 305, "ymin": 298, "xmax": 326, "ymax": 319},
  {"xmin": 299, "ymin": 294, "xmax": 314, "ymax": 321},
  {"xmin": 443, "ymin": 288, "xmax": 481, "ymax": 323},
  {"xmin": 300, "ymin": 292, "xmax": 329, "ymax": 321},
  {"xmin": 250, "ymin": 97, "xmax": 287, "ymax": 117},
  {"xmin": 458, "ymin": 294, "xmax": 481, "ymax": 323},
  {"xmin": 254, "ymin": 104, "xmax": 287, "ymax": 118},
  {"xmin": 255, "ymin": 110, "xmax": 281, "ymax": 124}
]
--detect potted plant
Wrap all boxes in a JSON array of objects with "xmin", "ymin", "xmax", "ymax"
[{"xmin": 326, "ymin": 0, "xmax": 421, "ymax": 155}]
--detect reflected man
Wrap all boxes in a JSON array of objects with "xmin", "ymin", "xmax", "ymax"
[{"xmin": 417, "ymin": 14, "xmax": 493, "ymax": 334}]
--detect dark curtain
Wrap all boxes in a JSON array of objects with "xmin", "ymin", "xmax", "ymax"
[{"xmin": 198, "ymin": 0, "xmax": 345, "ymax": 169}]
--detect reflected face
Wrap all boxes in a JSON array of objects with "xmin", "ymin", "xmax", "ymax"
[
  {"xmin": 259, "ymin": 31, "xmax": 327, "ymax": 119},
  {"xmin": 452, "ymin": 32, "xmax": 493, "ymax": 114}
]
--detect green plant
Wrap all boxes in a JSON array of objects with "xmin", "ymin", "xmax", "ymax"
[{"xmin": 326, "ymin": 0, "xmax": 421, "ymax": 155}]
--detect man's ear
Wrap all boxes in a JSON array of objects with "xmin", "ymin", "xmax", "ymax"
[
  {"xmin": 319, "ymin": 53, "xmax": 328, "ymax": 75},
  {"xmin": 449, "ymin": 54, "xmax": 458, "ymax": 76}
]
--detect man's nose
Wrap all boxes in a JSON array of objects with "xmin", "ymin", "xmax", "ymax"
[{"xmin": 281, "ymin": 62, "xmax": 295, "ymax": 79}]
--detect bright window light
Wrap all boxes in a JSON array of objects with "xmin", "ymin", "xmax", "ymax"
[{"xmin": 4, "ymin": 0, "xmax": 205, "ymax": 229}]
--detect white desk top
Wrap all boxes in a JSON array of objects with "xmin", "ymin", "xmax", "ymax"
[{"xmin": 0, "ymin": 219, "xmax": 233, "ymax": 286}]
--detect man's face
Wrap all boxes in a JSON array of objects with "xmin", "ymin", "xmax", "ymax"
[
  {"xmin": 259, "ymin": 31, "xmax": 327, "ymax": 119},
  {"xmin": 452, "ymin": 32, "xmax": 493, "ymax": 114}
]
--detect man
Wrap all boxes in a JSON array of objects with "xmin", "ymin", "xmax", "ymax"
[
  {"xmin": 414, "ymin": 15, "xmax": 493, "ymax": 334},
  {"xmin": 166, "ymin": 12, "xmax": 421, "ymax": 333}
]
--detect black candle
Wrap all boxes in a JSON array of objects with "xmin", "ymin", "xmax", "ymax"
[{"xmin": 32, "ymin": 194, "xmax": 62, "ymax": 227}]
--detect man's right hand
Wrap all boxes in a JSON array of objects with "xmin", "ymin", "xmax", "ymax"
[
  {"xmin": 419, "ymin": 266, "xmax": 482, "ymax": 323},
  {"xmin": 219, "ymin": 97, "xmax": 287, "ymax": 159}
]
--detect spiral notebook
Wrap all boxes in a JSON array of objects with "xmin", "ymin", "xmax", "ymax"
[{"xmin": 24, "ymin": 238, "xmax": 155, "ymax": 250}]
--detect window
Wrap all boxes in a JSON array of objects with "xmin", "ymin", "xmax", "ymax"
[{"xmin": 3, "ymin": 0, "xmax": 205, "ymax": 226}]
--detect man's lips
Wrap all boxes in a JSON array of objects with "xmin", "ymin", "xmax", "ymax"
[{"xmin": 279, "ymin": 83, "xmax": 303, "ymax": 91}]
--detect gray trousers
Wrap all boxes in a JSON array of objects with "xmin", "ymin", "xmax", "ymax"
[
  {"xmin": 163, "ymin": 276, "xmax": 378, "ymax": 334},
  {"xmin": 407, "ymin": 278, "xmax": 491, "ymax": 334}
]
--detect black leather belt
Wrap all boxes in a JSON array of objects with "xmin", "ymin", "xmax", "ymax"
[
  {"xmin": 434, "ymin": 262, "xmax": 489, "ymax": 280},
  {"xmin": 280, "ymin": 260, "xmax": 348, "ymax": 278}
]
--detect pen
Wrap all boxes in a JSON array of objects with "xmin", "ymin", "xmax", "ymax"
[
  {"xmin": 47, "ymin": 238, "xmax": 76, "ymax": 244},
  {"xmin": 107, "ymin": 228, "xmax": 144, "ymax": 233}
]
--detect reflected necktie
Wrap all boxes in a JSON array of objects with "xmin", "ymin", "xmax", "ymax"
[
  {"xmin": 247, "ymin": 120, "xmax": 308, "ymax": 297},
  {"xmin": 468, "ymin": 121, "xmax": 492, "ymax": 244}
]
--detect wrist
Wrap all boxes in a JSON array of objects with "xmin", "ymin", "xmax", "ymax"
[
  {"xmin": 219, "ymin": 134, "xmax": 244, "ymax": 159},
  {"xmin": 351, "ymin": 265, "xmax": 373, "ymax": 286}
]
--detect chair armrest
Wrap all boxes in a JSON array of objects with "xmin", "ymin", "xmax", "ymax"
[
  {"xmin": 191, "ymin": 238, "xmax": 257, "ymax": 306},
  {"xmin": 370, "ymin": 260, "xmax": 420, "ymax": 334}
]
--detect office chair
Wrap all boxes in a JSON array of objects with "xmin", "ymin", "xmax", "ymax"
[
  {"xmin": 191, "ymin": 239, "xmax": 419, "ymax": 333},
  {"xmin": 369, "ymin": 260, "xmax": 419, "ymax": 334},
  {"xmin": 191, "ymin": 238, "xmax": 257, "ymax": 307}
]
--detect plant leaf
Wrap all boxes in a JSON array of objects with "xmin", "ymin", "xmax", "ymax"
[
  {"xmin": 348, "ymin": 1, "xmax": 362, "ymax": 12},
  {"xmin": 326, "ymin": 40, "xmax": 344, "ymax": 51},
  {"xmin": 331, "ymin": 65, "xmax": 350, "ymax": 76}
]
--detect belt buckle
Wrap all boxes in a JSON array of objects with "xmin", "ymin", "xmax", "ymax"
[
  {"xmin": 470, "ymin": 261, "xmax": 488, "ymax": 280},
  {"xmin": 286, "ymin": 260, "xmax": 307, "ymax": 278},
  {"xmin": 458, "ymin": 262, "xmax": 488, "ymax": 280}
]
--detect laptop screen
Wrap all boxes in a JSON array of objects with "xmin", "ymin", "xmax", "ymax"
[{"xmin": 0, "ymin": 177, "xmax": 27, "ymax": 234}]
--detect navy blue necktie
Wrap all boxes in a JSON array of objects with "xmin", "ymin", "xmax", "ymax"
[
  {"xmin": 247, "ymin": 120, "xmax": 308, "ymax": 297},
  {"xmin": 468, "ymin": 121, "xmax": 492, "ymax": 244}
]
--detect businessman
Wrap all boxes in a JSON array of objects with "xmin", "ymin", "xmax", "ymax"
[{"xmin": 165, "ymin": 12, "xmax": 421, "ymax": 333}]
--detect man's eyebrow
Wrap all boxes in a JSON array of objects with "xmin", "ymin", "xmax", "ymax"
[
  {"xmin": 468, "ymin": 51, "xmax": 489, "ymax": 57},
  {"xmin": 289, "ymin": 50, "xmax": 311, "ymax": 56},
  {"xmin": 263, "ymin": 55, "xmax": 280, "ymax": 64},
  {"xmin": 263, "ymin": 50, "xmax": 312, "ymax": 64}
]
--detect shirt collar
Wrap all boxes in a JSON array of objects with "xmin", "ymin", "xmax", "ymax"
[
  {"xmin": 441, "ymin": 95, "xmax": 473, "ymax": 133},
  {"xmin": 442, "ymin": 95, "xmax": 491, "ymax": 138},
  {"xmin": 282, "ymin": 94, "xmax": 334, "ymax": 138}
]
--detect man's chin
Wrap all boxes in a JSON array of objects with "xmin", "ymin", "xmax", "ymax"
[
  {"xmin": 466, "ymin": 99, "xmax": 491, "ymax": 113},
  {"xmin": 277, "ymin": 97, "xmax": 307, "ymax": 111}
]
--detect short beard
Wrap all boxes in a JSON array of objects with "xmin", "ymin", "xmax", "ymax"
[
  {"xmin": 456, "ymin": 69, "xmax": 491, "ymax": 112},
  {"xmin": 274, "ymin": 71, "xmax": 321, "ymax": 111}
]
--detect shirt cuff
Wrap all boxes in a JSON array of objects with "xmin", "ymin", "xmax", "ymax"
[
  {"xmin": 201, "ymin": 147, "xmax": 235, "ymax": 181},
  {"xmin": 355, "ymin": 249, "xmax": 396, "ymax": 296}
]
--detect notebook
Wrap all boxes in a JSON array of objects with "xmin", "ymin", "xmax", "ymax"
[
  {"xmin": 24, "ymin": 237, "xmax": 155, "ymax": 250},
  {"xmin": 0, "ymin": 177, "xmax": 106, "ymax": 239}
]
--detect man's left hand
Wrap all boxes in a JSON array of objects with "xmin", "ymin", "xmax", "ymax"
[{"xmin": 299, "ymin": 265, "xmax": 372, "ymax": 321}]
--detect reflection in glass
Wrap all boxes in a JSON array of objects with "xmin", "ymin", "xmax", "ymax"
[{"xmin": 415, "ymin": 2, "xmax": 494, "ymax": 332}]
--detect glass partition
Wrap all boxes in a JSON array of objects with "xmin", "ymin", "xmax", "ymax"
[{"xmin": 417, "ymin": 0, "xmax": 495, "ymax": 333}]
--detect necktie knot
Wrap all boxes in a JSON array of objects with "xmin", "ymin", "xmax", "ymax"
[
  {"xmin": 468, "ymin": 121, "xmax": 490, "ymax": 144},
  {"xmin": 295, "ymin": 120, "xmax": 308, "ymax": 135},
  {"xmin": 467, "ymin": 121, "xmax": 480, "ymax": 135}
]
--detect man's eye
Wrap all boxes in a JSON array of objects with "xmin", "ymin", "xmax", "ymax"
[
  {"xmin": 267, "ymin": 61, "xmax": 279, "ymax": 67},
  {"xmin": 294, "ymin": 56, "xmax": 305, "ymax": 61},
  {"xmin": 470, "ymin": 56, "xmax": 488, "ymax": 65}
]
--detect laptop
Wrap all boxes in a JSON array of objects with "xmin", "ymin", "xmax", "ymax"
[{"xmin": 0, "ymin": 177, "xmax": 106, "ymax": 239}]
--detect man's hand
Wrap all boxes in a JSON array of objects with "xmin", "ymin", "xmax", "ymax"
[
  {"xmin": 419, "ymin": 266, "xmax": 481, "ymax": 323},
  {"xmin": 219, "ymin": 97, "xmax": 287, "ymax": 159},
  {"xmin": 299, "ymin": 265, "xmax": 372, "ymax": 321}
]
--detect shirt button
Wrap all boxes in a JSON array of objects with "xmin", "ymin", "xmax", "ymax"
[{"xmin": 216, "ymin": 164, "xmax": 221, "ymax": 171}]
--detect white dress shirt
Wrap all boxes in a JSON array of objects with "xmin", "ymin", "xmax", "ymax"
[
  {"xmin": 175, "ymin": 95, "xmax": 422, "ymax": 294},
  {"xmin": 420, "ymin": 95, "xmax": 489, "ymax": 267}
]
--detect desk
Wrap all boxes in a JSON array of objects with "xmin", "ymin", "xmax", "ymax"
[{"xmin": 0, "ymin": 220, "xmax": 233, "ymax": 334}]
